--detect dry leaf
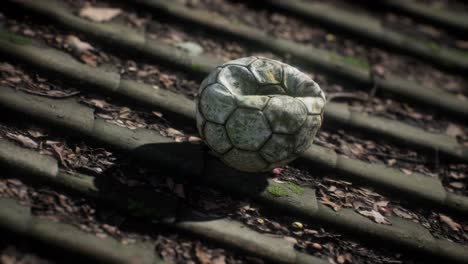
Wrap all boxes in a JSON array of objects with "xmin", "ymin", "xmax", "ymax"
[
  {"xmin": 308, "ymin": 242, "xmax": 322, "ymax": 250},
  {"xmin": 358, "ymin": 210, "xmax": 391, "ymax": 225},
  {"xmin": 195, "ymin": 243, "xmax": 226, "ymax": 264},
  {"xmin": 320, "ymin": 197, "xmax": 341, "ymax": 211},
  {"xmin": 79, "ymin": 6, "xmax": 122, "ymax": 22},
  {"xmin": 80, "ymin": 52, "xmax": 98, "ymax": 67},
  {"xmin": 374, "ymin": 200, "xmax": 389, "ymax": 213},
  {"xmin": 439, "ymin": 214, "xmax": 461, "ymax": 232},
  {"xmin": 371, "ymin": 64, "xmax": 385, "ymax": 78},
  {"xmin": 211, "ymin": 256, "xmax": 226, "ymax": 264},
  {"xmin": 292, "ymin": 221, "xmax": 303, "ymax": 229},
  {"xmin": 446, "ymin": 124, "xmax": 463, "ymax": 137},
  {"xmin": 6, "ymin": 133, "xmax": 38, "ymax": 149},
  {"xmin": 49, "ymin": 143, "xmax": 68, "ymax": 168},
  {"xmin": 166, "ymin": 128, "xmax": 184, "ymax": 137},
  {"xmin": 152, "ymin": 111, "xmax": 163, "ymax": 118},
  {"xmin": 401, "ymin": 168, "xmax": 412, "ymax": 175},
  {"xmin": 284, "ymin": 236, "xmax": 297, "ymax": 244},
  {"xmin": 392, "ymin": 208, "xmax": 413, "ymax": 220},
  {"xmin": 7, "ymin": 77, "xmax": 21, "ymax": 83},
  {"xmin": 455, "ymin": 40, "xmax": 468, "ymax": 49},
  {"xmin": 27, "ymin": 129, "xmax": 46, "ymax": 138},
  {"xmin": 449, "ymin": 171, "xmax": 466, "ymax": 180},
  {"xmin": 0, "ymin": 63, "xmax": 16, "ymax": 74},
  {"xmin": 337, "ymin": 255, "xmax": 346, "ymax": 264},
  {"xmin": 188, "ymin": 136, "xmax": 202, "ymax": 143},
  {"xmin": 86, "ymin": 98, "xmax": 109, "ymax": 109},
  {"xmin": 65, "ymin": 35, "xmax": 94, "ymax": 53},
  {"xmin": 449, "ymin": 182, "xmax": 465, "ymax": 189}
]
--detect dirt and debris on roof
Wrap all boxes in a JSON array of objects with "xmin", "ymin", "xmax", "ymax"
[{"xmin": 0, "ymin": 0, "xmax": 467, "ymax": 263}]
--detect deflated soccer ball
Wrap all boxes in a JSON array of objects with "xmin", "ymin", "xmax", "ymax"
[{"xmin": 195, "ymin": 56, "xmax": 326, "ymax": 172}]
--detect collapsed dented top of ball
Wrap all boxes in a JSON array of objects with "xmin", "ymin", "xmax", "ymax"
[{"xmin": 195, "ymin": 56, "xmax": 326, "ymax": 172}]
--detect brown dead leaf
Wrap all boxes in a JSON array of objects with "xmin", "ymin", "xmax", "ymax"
[
  {"xmin": 7, "ymin": 77, "xmax": 21, "ymax": 83},
  {"xmin": 337, "ymin": 255, "xmax": 346, "ymax": 264},
  {"xmin": 319, "ymin": 195, "xmax": 341, "ymax": 211},
  {"xmin": 49, "ymin": 143, "xmax": 68, "ymax": 168},
  {"xmin": 80, "ymin": 52, "xmax": 98, "ymax": 67},
  {"xmin": 439, "ymin": 214, "xmax": 461, "ymax": 232},
  {"xmin": 79, "ymin": 6, "xmax": 122, "ymax": 22},
  {"xmin": 358, "ymin": 210, "xmax": 391, "ymax": 225},
  {"xmin": 392, "ymin": 208, "xmax": 414, "ymax": 220},
  {"xmin": 308, "ymin": 242, "xmax": 322, "ymax": 250},
  {"xmin": 27, "ymin": 129, "xmax": 47, "ymax": 138},
  {"xmin": 86, "ymin": 98, "xmax": 109, "ymax": 109},
  {"xmin": 373, "ymin": 200, "xmax": 389, "ymax": 212},
  {"xmin": 166, "ymin": 128, "xmax": 184, "ymax": 137},
  {"xmin": 195, "ymin": 243, "xmax": 225, "ymax": 264},
  {"xmin": 449, "ymin": 171, "xmax": 466, "ymax": 180},
  {"xmin": 455, "ymin": 40, "xmax": 468, "ymax": 49},
  {"xmin": 446, "ymin": 124, "xmax": 464, "ymax": 137},
  {"xmin": 0, "ymin": 63, "xmax": 16, "ymax": 75},
  {"xmin": 401, "ymin": 168, "xmax": 412, "ymax": 175},
  {"xmin": 386, "ymin": 158, "xmax": 397, "ymax": 166},
  {"xmin": 188, "ymin": 136, "xmax": 202, "ymax": 143},
  {"xmin": 371, "ymin": 64, "xmax": 385, "ymax": 78},
  {"xmin": 449, "ymin": 181, "xmax": 465, "ymax": 189},
  {"xmin": 65, "ymin": 35, "xmax": 94, "ymax": 53},
  {"xmin": 6, "ymin": 133, "xmax": 38, "ymax": 149},
  {"xmin": 152, "ymin": 111, "xmax": 163, "ymax": 118}
]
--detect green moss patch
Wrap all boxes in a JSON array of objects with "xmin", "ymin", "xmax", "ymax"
[
  {"xmin": 342, "ymin": 56, "xmax": 369, "ymax": 69},
  {"xmin": 0, "ymin": 31, "xmax": 31, "ymax": 45},
  {"xmin": 285, "ymin": 182, "xmax": 304, "ymax": 195},
  {"xmin": 330, "ymin": 54, "xmax": 369, "ymax": 70},
  {"xmin": 266, "ymin": 185, "xmax": 289, "ymax": 197},
  {"xmin": 266, "ymin": 183, "xmax": 305, "ymax": 197}
]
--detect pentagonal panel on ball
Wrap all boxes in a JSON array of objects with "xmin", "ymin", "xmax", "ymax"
[
  {"xmin": 200, "ymin": 83, "xmax": 237, "ymax": 124},
  {"xmin": 218, "ymin": 65, "xmax": 257, "ymax": 95},
  {"xmin": 223, "ymin": 148, "xmax": 268, "ymax": 172},
  {"xmin": 297, "ymin": 97, "xmax": 326, "ymax": 115},
  {"xmin": 236, "ymin": 95, "xmax": 270, "ymax": 110},
  {"xmin": 226, "ymin": 108, "xmax": 271, "ymax": 151},
  {"xmin": 260, "ymin": 134, "xmax": 296, "ymax": 163},
  {"xmin": 264, "ymin": 96, "xmax": 307, "ymax": 134},
  {"xmin": 282, "ymin": 64, "xmax": 310, "ymax": 95},
  {"xmin": 295, "ymin": 115, "xmax": 322, "ymax": 154},
  {"xmin": 204, "ymin": 122, "xmax": 232, "ymax": 154},
  {"xmin": 199, "ymin": 67, "xmax": 221, "ymax": 94},
  {"xmin": 295, "ymin": 79, "xmax": 323, "ymax": 98},
  {"xmin": 249, "ymin": 58, "xmax": 283, "ymax": 85}
]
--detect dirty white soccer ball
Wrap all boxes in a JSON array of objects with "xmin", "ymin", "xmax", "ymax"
[{"xmin": 196, "ymin": 57, "xmax": 326, "ymax": 172}]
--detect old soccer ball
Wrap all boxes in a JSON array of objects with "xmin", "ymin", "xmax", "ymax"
[{"xmin": 196, "ymin": 56, "xmax": 325, "ymax": 172}]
